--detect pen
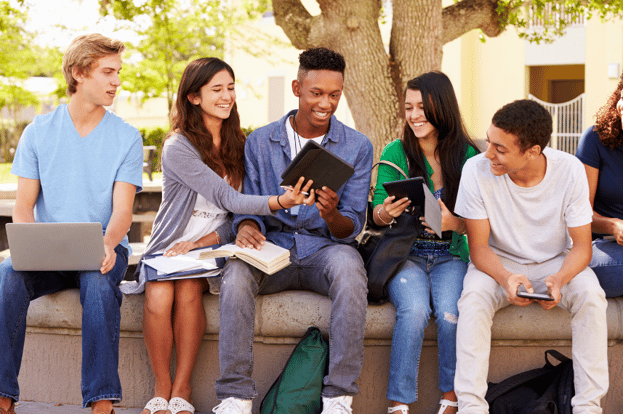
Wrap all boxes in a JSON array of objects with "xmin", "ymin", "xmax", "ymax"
[{"xmin": 280, "ymin": 185, "xmax": 310, "ymax": 196}]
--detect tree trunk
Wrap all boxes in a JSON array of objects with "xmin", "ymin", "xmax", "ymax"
[{"xmin": 273, "ymin": 0, "xmax": 499, "ymax": 161}]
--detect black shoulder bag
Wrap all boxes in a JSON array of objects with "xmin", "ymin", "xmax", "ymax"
[{"xmin": 357, "ymin": 160, "xmax": 421, "ymax": 304}]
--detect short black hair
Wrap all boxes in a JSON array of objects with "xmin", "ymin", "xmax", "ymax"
[
  {"xmin": 492, "ymin": 99, "xmax": 552, "ymax": 153},
  {"xmin": 298, "ymin": 47, "xmax": 345, "ymax": 81}
]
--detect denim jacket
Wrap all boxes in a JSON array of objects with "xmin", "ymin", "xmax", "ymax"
[{"xmin": 233, "ymin": 110, "xmax": 373, "ymax": 259}]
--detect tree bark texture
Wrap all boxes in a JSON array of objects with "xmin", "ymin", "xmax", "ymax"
[{"xmin": 273, "ymin": 0, "xmax": 501, "ymax": 161}]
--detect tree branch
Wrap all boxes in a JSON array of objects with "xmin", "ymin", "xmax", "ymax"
[
  {"xmin": 272, "ymin": 0, "xmax": 314, "ymax": 49},
  {"xmin": 442, "ymin": 0, "xmax": 505, "ymax": 44}
]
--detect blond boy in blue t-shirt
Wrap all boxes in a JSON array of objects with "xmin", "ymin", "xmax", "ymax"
[{"xmin": 0, "ymin": 34, "xmax": 143, "ymax": 414}]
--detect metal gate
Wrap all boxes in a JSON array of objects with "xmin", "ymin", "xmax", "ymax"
[{"xmin": 528, "ymin": 93, "xmax": 585, "ymax": 155}]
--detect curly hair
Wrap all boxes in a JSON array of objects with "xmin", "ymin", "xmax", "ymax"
[
  {"xmin": 166, "ymin": 58, "xmax": 246, "ymax": 189},
  {"xmin": 491, "ymin": 99, "xmax": 552, "ymax": 153},
  {"xmin": 401, "ymin": 71, "xmax": 479, "ymax": 212},
  {"xmin": 594, "ymin": 72, "xmax": 623, "ymax": 149},
  {"xmin": 297, "ymin": 47, "xmax": 346, "ymax": 81}
]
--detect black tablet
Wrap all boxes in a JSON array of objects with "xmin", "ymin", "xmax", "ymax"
[
  {"xmin": 280, "ymin": 140, "xmax": 355, "ymax": 193},
  {"xmin": 382, "ymin": 177, "xmax": 425, "ymax": 207}
]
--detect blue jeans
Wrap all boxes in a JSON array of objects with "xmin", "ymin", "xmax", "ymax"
[
  {"xmin": 216, "ymin": 243, "xmax": 367, "ymax": 400},
  {"xmin": 0, "ymin": 245, "xmax": 128, "ymax": 407},
  {"xmin": 590, "ymin": 238, "xmax": 623, "ymax": 297},
  {"xmin": 387, "ymin": 253, "xmax": 467, "ymax": 404}
]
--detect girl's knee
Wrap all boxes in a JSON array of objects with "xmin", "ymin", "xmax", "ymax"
[{"xmin": 145, "ymin": 283, "xmax": 175, "ymax": 315}]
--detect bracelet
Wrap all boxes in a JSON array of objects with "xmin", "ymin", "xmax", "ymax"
[
  {"xmin": 277, "ymin": 194, "xmax": 287, "ymax": 209},
  {"xmin": 214, "ymin": 231, "xmax": 221, "ymax": 245},
  {"xmin": 377, "ymin": 207, "xmax": 395, "ymax": 226}
]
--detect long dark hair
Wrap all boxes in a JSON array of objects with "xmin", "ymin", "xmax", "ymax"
[
  {"xmin": 594, "ymin": 72, "xmax": 623, "ymax": 149},
  {"xmin": 166, "ymin": 57, "xmax": 246, "ymax": 189},
  {"xmin": 401, "ymin": 71, "xmax": 479, "ymax": 211}
]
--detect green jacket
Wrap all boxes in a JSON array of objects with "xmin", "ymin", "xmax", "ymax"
[{"xmin": 372, "ymin": 139, "xmax": 478, "ymax": 262}]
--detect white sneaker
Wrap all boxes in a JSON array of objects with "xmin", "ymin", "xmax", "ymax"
[
  {"xmin": 321, "ymin": 395, "xmax": 353, "ymax": 414},
  {"xmin": 212, "ymin": 397, "xmax": 252, "ymax": 414}
]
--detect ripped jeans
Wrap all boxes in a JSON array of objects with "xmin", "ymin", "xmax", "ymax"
[{"xmin": 386, "ymin": 253, "xmax": 467, "ymax": 404}]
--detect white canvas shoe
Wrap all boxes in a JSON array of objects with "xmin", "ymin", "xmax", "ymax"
[
  {"xmin": 211, "ymin": 397, "xmax": 252, "ymax": 414},
  {"xmin": 321, "ymin": 395, "xmax": 353, "ymax": 414}
]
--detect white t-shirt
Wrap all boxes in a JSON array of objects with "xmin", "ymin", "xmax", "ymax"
[
  {"xmin": 455, "ymin": 147, "xmax": 592, "ymax": 264},
  {"xmin": 285, "ymin": 116, "xmax": 324, "ymax": 160},
  {"xmin": 285, "ymin": 116, "xmax": 324, "ymax": 215}
]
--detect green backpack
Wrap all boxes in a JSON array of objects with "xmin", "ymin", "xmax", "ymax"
[{"xmin": 260, "ymin": 326, "xmax": 329, "ymax": 414}]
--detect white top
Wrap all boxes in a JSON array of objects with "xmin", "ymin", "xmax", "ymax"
[
  {"xmin": 455, "ymin": 147, "xmax": 592, "ymax": 264},
  {"xmin": 159, "ymin": 177, "xmax": 233, "ymax": 253},
  {"xmin": 285, "ymin": 116, "xmax": 324, "ymax": 160},
  {"xmin": 285, "ymin": 117, "xmax": 324, "ymax": 215}
]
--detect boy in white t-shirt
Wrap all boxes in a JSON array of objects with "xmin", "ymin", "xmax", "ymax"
[
  {"xmin": 454, "ymin": 99, "xmax": 608, "ymax": 413},
  {"xmin": 0, "ymin": 34, "xmax": 143, "ymax": 414}
]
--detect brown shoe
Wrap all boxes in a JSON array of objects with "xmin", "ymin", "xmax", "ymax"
[{"xmin": 0, "ymin": 401, "xmax": 15, "ymax": 414}]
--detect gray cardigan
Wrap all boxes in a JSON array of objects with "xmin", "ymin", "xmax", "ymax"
[{"xmin": 121, "ymin": 133, "xmax": 273, "ymax": 294}]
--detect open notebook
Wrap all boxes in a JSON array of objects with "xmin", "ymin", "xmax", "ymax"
[{"xmin": 142, "ymin": 246, "xmax": 222, "ymax": 281}]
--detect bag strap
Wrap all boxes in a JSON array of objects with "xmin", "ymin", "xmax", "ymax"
[
  {"xmin": 545, "ymin": 349, "xmax": 571, "ymax": 367},
  {"xmin": 372, "ymin": 159, "xmax": 408, "ymax": 180}
]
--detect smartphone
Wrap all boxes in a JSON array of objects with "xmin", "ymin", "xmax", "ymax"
[{"xmin": 517, "ymin": 281, "xmax": 554, "ymax": 301}]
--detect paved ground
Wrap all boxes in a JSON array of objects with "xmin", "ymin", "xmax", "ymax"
[
  {"xmin": 14, "ymin": 401, "xmax": 213, "ymax": 414},
  {"xmin": 14, "ymin": 402, "xmax": 145, "ymax": 414}
]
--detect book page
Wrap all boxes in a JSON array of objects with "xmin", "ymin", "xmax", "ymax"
[
  {"xmin": 423, "ymin": 183, "xmax": 442, "ymax": 238},
  {"xmin": 143, "ymin": 248, "xmax": 220, "ymax": 275},
  {"xmin": 198, "ymin": 242, "xmax": 289, "ymax": 266}
]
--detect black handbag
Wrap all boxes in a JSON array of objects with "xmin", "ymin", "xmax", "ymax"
[{"xmin": 357, "ymin": 160, "xmax": 421, "ymax": 304}]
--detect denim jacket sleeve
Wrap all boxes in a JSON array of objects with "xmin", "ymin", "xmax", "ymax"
[{"xmin": 329, "ymin": 134, "xmax": 373, "ymax": 241}]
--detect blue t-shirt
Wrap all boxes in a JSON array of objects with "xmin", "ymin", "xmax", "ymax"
[
  {"xmin": 11, "ymin": 105, "xmax": 144, "ymax": 249},
  {"xmin": 575, "ymin": 126, "xmax": 623, "ymax": 223}
]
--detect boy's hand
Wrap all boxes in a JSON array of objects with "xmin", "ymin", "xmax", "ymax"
[
  {"xmin": 235, "ymin": 220, "xmax": 265, "ymax": 250},
  {"xmin": 316, "ymin": 186, "xmax": 340, "ymax": 219},
  {"xmin": 100, "ymin": 244, "xmax": 116, "ymax": 274},
  {"xmin": 539, "ymin": 275, "xmax": 563, "ymax": 310},
  {"xmin": 504, "ymin": 274, "xmax": 535, "ymax": 307}
]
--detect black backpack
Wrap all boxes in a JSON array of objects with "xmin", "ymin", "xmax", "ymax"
[{"xmin": 485, "ymin": 350, "xmax": 574, "ymax": 414}]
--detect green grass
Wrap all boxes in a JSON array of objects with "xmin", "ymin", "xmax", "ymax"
[{"xmin": 0, "ymin": 163, "xmax": 16, "ymax": 184}]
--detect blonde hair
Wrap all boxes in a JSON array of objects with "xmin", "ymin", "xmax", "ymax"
[{"xmin": 62, "ymin": 33, "xmax": 125, "ymax": 96}]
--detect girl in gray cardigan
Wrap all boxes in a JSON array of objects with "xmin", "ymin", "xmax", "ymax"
[{"xmin": 125, "ymin": 58, "xmax": 312, "ymax": 414}]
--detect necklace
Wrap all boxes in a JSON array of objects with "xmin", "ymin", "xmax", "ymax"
[{"xmin": 292, "ymin": 115, "xmax": 303, "ymax": 154}]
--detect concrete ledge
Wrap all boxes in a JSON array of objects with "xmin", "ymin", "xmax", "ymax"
[
  {"xmin": 24, "ymin": 289, "xmax": 623, "ymax": 341},
  {"xmin": 18, "ymin": 290, "xmax": 623, "ymax": 413}
]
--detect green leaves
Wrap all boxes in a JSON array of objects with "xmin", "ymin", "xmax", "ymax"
[{"xmin": 99, "ymin": 0, "xmax": 266, "ymax": 115}]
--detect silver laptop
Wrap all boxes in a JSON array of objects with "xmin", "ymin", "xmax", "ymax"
[{"xmin": 6, "ymin": 222, "xmax": 105, "ymax": 271}]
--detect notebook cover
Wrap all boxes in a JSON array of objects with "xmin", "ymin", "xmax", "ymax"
[{"xmin": 280, "ymin": 140, "xmax": 355, "ymax": 193}]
